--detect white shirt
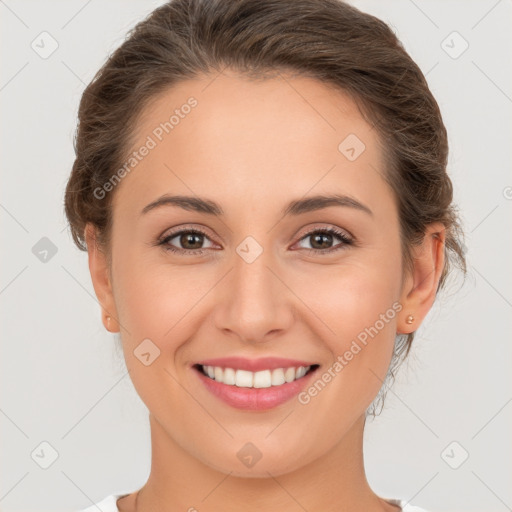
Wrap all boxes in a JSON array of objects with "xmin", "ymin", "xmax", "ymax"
[{"xmin": 76, "ymin": 490, "xmax": 429, "ymax": 511}]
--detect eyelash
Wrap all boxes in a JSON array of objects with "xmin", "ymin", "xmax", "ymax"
[{"xmin": 156, "ymin": 226, "xmax": 354, "ymax": 256}]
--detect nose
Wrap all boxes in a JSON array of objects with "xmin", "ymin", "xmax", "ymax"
[{"xmin": 213, "ymin": 244, "xmax": 294, "ymax": 344}]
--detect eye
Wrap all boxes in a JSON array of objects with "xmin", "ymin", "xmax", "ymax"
[
  {"xmin": 157, "ymin": 227, "xmax": 217, "ymax": 256},
  {"xmin": 155, "ymin": 225, "xmax": 354, "ymax": 256},
  {"xmin": 294, "ymin": 227, "xmax": 353, "ymax": 255}
]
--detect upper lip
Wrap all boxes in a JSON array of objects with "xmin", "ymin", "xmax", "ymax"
[{"xmin": 194, "ymin": 357, "xmax": 318, "ymax": 372}]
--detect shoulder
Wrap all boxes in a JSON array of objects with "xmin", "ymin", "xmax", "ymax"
[
  {"xmin": 75, "ymin": 491, "xmax": 132, "ymax": 512},
  {"xmin": 79, "ymin": 493, "xmax": 430, "ymax": 512},
  {"xmin": 399, "ymin": 501, "xmax": 430, "ymax": 512},
  {"xmin": 384, "ymin": 497, "xmax": 430, "ymax": 512}
]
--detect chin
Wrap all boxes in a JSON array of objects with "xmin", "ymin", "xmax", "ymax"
[{"xmin": 198, "ymin": 445, "xmax": 316, "ymax": 479}]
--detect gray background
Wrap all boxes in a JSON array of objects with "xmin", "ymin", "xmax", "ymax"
[{"xmin": 1, "ymin": 1, "xmax": 511, "ymax": 511}]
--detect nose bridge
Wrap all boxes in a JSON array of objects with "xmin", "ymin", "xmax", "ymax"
[
  {"xmin": 214, "ymin": 236, "xmax": 292, "ymax": 342},
  {"xmin": 231, "ymin": 238, "xmax": 279, "ymax": 312}
]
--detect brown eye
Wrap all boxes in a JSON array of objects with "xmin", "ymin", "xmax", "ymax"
[
  {"xmin": 310, "ymin": 232, "xmax": 334, "ymax": 250},
  {"xmin": 296, "ymin": 227, "xmax": 353, "ymax": 254},
  {"xmin": 178, "ymin": 232, "xmax": 204, "ymax": 250},
  {"xmin": 158, "ymin": 228, "xmax": 216, "ymax": 255}
]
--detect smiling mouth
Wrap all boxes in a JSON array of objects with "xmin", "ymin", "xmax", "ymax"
[{"xmin": 193, "ymin": 364, "xmax": 320, "ymax": 388}]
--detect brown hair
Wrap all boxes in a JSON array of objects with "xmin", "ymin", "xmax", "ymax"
[{"xmin": 64, "ymin": 0, "xmax": 467, "ymax": 415}]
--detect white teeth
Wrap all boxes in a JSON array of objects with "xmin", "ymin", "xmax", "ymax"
[
  {"xmin": 223, "ymin": 367, "xmax": 236, "ymax": 385},
  {"xmin": 271, "ymin": 368, "xmax": 285, "ymax": 386},
  {"xmin": 296, "ymin": 366, "xmax": 307, "ymax": 379},
  {"xmin": 214, "ymin": 366, "xmax": 223, "ymax": 381},
  {"xmin": 284, "ymin": 367, "xmax": 296, "ymax": 383},
  {"xmin": 200, "ymin": 365, "xmax": 313, "ymax": 388},
  {"xmin": 253, "ymin": 370, "xmax": 272, "ymax": 388},
  {"xmin": 235, "ymin": 369, "xmax": 253, "ymax": 387}
]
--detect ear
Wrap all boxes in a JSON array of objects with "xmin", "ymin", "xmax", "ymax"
[
  {"xmin": 397, "ymin": 222, "xmax": 446, "ymax": 334},
  {"xmin": 84, "ymin": 223, "xmax": 120, "ymax": 333}
]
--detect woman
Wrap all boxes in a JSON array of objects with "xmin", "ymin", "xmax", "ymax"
[{"xmin": 65, "ymin": 0, "xmax": 466, "ymax": 510}]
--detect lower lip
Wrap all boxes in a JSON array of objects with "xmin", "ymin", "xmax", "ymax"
[{"xmin": 193, "ymin": 366, "xmax": 318, "ymax": 411}]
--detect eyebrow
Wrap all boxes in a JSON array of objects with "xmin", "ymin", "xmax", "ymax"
[{"xmin": 140, "ymin": 193, "xmax": 373, "ymax": 218}]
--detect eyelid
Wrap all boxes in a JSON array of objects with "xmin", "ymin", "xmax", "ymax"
[
  {"xmin": 158, "ymin": 225, "xmax": 218, "ymax": 249},
  {"xmin": 157, "ymin": 223, "xmax": 355, "ymax": 255},
  {"xmin": 291, "ymin": 225, "xmax": 354, "ymax": 254},
  {"xmin": 159, "ymin": 224, "xmax": 216, "ymax": 241},
  {"xmin": 296, "ymin": 223, "xmax": 354, "ymax": 241}
]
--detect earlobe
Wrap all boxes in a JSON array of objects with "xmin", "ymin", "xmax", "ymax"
[
  {"xmin": 104, "ymin": 314, "xmax": 120, "ymax": 333},
  {"xmin": 397, "ymin": 223, "xmax": 446, "ymax": 334},
  {"xmin": 84, "ymin": 223, "xmax": 120, "ymax": 333}
]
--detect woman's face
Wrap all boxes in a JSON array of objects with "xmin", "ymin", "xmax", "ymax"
[{"xmin": 88, "ymin": 70, "xmax": 439, "ymax": 477}]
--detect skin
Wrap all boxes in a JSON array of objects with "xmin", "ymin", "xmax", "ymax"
[{"xmin": 85, "ymin": 69, "xmax": 445, "ymax": 512}]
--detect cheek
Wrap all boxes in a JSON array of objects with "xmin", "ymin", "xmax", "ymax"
[
  {"xmin": 113, "ymin": 240, "xmax": 402, "ymax": 352},
  {"xmin": 290, "ymin": 260, "xmax": 401, "ymax": 406},
  {"xmin": 113, "ymin": 235, "xmax": 401, "ymax": 389},
  {"xmin": 292, "ymin": 256, "xmax": 401, "ymax": 340},
  {"xmin": 113, "ymin": 255, "xmax": 199, "ymax": 341},
  {"xmin": 111, "ymin": 258, "xmax": 199, "ymax": 410}
]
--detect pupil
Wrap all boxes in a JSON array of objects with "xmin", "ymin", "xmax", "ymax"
[
  {"xmin": 312, "ymin": 233, "xmax": 331, "ymax": 249},
  {"xmin": 182, "ymin": 233, "xmax": 202, "ymax": 249}
]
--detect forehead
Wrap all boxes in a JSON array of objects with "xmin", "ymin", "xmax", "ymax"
[{"xmin": 113, "ymin": 70, "xmax": 391, "ymax": 216}]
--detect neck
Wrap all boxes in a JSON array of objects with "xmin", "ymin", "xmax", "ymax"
[{"xmin": 129, "ymin": 413, "xmax": 395, "ymax": 512}]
